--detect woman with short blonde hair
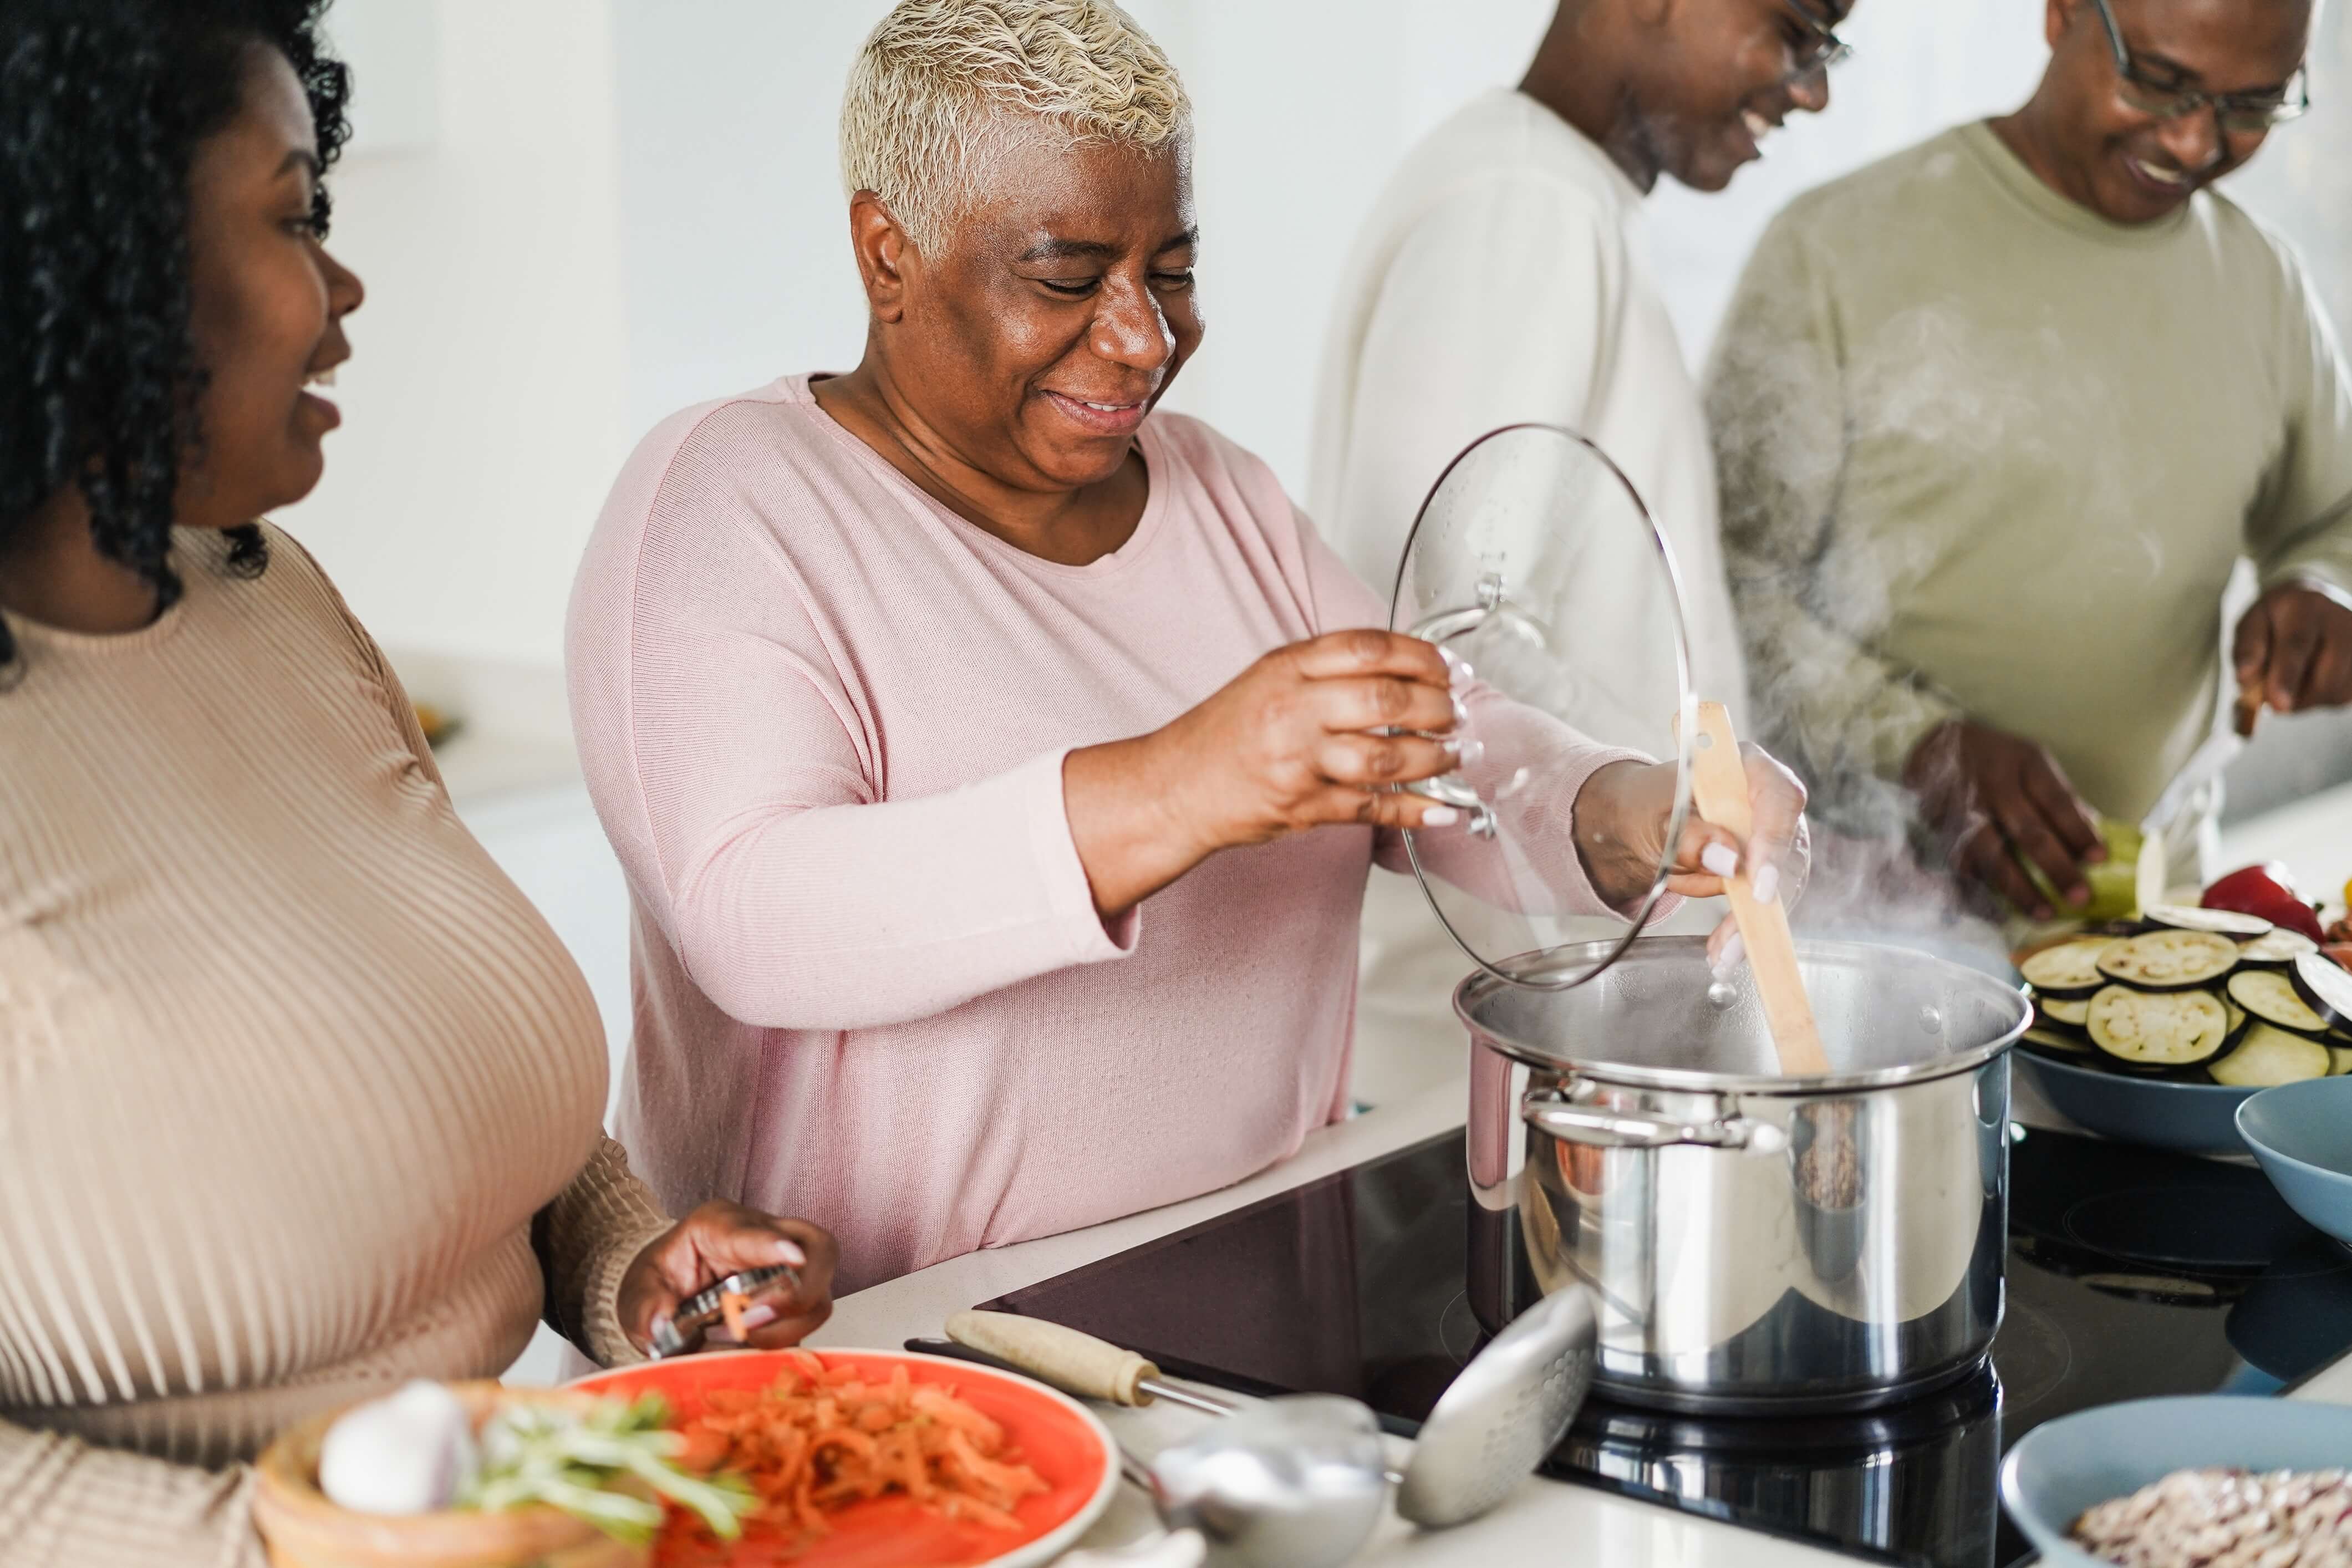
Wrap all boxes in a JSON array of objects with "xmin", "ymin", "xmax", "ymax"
[{"xmin": 570, "ymin": 0, "xmax": 1805, "ymax": 1293}]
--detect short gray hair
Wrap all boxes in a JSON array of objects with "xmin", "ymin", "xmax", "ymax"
[{"xmin": 840, "ymin": 0, "xmax": 1192, "ymax": 254}]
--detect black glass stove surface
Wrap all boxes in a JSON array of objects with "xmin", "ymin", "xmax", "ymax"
[{"xmin": 979, "ymin": 1126, "xmax": 2352, "ymax": 1567}]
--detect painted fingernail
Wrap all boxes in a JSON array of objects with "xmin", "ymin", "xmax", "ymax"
[
  {"xmin": 651, "ymin": 1312, "xmax": 675, "ymax": 1343},
  {"xmin": 1422, "ymin": 807, "xmax": 1461, "ymax": 828},
  {"xmin": 735, "ymin": 1303, "xmax": 779, "ymax": 1331},
  {"xmin": 1752, "ymin": 864, "xmax": 1780, "ymax": 905},
  {"xmin": 1452, "ymin": 695, "xmax": 1470, "ymax": 729},
  {"xmin": 1702, "ymin": 843, "xmax": 1739, "ymax": 879},
  {"xmin": 1458, "ymin": 739, "xmax": 1485, "ymax": 767},
  {"xmin": 1442, "ymin": 737, "xmax": 1463, "ymax": 756},
  {"xmin": 1713, "ymin": 932, "xmax": 1747, "ymax": 979},
  {"xmin": 774, "ymin": 1238, "xmax": 807, "ymax": 1266}
]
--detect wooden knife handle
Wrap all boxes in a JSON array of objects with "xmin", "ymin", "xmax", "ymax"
[
  {"xmin": 947, "ymin": 1310, "xmax": 1160, "ymax": 1407},
  {"xmin": 1683, "ymin": 702, "xmax": 1831, "ymax": 1078}
]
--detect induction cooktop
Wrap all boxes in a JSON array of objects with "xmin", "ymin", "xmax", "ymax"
[{"xmin": 978, "ymin": 1125, "xmax": 2352, "ymax": 1567}]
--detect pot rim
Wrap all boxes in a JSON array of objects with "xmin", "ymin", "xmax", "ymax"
[{"xmin": 1455, "ymin": 935, "xmax": 2029, "ymax": 1095}]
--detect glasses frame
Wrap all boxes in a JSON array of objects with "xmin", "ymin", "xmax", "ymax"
[
  {"xmin": 2087, "ymin": 0, "xmax": 2312, "ymax": 133},
  {"xmin": 1778, "ymin": 0, "xmax": 1855, "ymax": 81}
]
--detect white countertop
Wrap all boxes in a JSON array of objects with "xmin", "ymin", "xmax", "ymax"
[{"xmin": 816, "ymin": 1073, "xmax": 2352, "ymax": 1566}]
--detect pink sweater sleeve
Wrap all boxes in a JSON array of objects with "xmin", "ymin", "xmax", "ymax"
[
  {"xmin": 1290, "ymin": 505, "xmax": 1665, "ymax": 920},
  {"xmin": 569, "ymin": 426, "xmax": 1137, "ymax": 1034}
]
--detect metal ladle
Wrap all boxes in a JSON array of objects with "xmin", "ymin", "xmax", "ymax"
[
  {"xmin": 915, "ymin": 1336, "xmax": 1391, "ymax": 1568},
  {"xmin": 942, "ymin": 1285, "xmax": 1595, "ymax": 1551}
]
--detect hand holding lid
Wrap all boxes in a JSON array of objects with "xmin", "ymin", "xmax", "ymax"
[{"xmin": 1389, "ymin": 424, "xmax": 1699, "ymax": 991}]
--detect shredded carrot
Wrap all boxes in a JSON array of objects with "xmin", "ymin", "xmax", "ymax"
[
  {"xmin": 718, "ymin": 1290, "xmax": 752, "ymax": 1343},
  {"xmin": 669, "ymin": 1357, "xmax": 1050, "ymax": 1558}
]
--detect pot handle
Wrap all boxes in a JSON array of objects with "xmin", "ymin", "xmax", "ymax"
[{"xmin": 1523, "ymin": 1092, "xmax": 1789, "ymax": 1157}]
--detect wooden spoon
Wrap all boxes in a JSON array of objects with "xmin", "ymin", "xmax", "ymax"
[{"xmin": 1683, "ymin": 701, "xmax": 1830, "ymax": 1077}]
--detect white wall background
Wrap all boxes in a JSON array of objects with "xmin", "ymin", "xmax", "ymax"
[
  {"xmin": 278, "ymin": 0, "xmax": 633, "ymax": 674},
  {"xmin": 286, "ymin": 0, "xmax": 2348, "ymax": 682}
]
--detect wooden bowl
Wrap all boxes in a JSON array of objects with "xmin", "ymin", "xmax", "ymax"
[{"xmin": 250, "ymin": 1382, "xmax": 653, "ymax": 1568}]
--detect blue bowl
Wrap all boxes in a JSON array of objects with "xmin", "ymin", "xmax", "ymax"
[
  {"xmin": 2002, "ymin": 1396, "xmax": 2352, "ymax": 1565},
  {"xmin": 2018, "ymin": 1050, "xmax": 2259, "ymax": 1154},
  {"xmin": 2238, "ymin": 1076, "xmax": 2352, "ymax": 1247}
]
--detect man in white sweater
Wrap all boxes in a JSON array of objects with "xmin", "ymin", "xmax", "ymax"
[{"xmin": 1309, "ymin": 0, "xmax": 1855, "ymax": 1100}]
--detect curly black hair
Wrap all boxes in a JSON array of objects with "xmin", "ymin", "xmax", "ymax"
[{"xmin": 0, "ymin": 0, "xmax": 351, "ymax": 675}]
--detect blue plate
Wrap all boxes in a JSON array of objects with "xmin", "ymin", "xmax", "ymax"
[
  {"xmin": 2018, "ymin": 1050, "xmax": 2259, "ymax": 1154},
  {"xmin": 2239, "ymin": 1076, "xmax": 2352, "ymax": 1247},
  {"xmin": 2002, "ymin": 1396, "xmax": 2352, "ymax": 1565}
]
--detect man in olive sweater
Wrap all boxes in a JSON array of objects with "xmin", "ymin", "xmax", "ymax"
[{"xmin": 1708, "ymin": 0, "xmax": 2352, "ymax": 916}]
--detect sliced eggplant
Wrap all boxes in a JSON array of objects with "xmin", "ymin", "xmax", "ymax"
[
  {"xmin": 2239, "ymin": 928, "xmax": 2319, "ymax": 966},
  {"xmin": 2208, "ymin": 1024, "xmax": 2333, "ymax": 1088},
  {"xmin": 2289, "ymin": 952, "xmax": 2352, "ymax": 1031},
  {"xmin": 2094, "ymin": 929, "xmax": 2240, "ymax": 992},
  {"xmin": 2226, "ymin": 969, "xmax": 2330, "ymax": 1037},
  {"xmin": 2086, "ymin": 986, "xmax": 2233, "ymax": 1070},
  {"xmin": 2145, "ymin": 903, "xmax": 2274, "ymax": 939},
  {"xmin": 2022, "ymin": 1026, "xmax": 2096, "ymax": 1058},
  {"xmin": 2020, "ymin": 938, "xmax": 2117, "ymax": 999},
  {"xmin": 2037, "ymin": 995, "xmax": 2092, "ymax": 1028}
]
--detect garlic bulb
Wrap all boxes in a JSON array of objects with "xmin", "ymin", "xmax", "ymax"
[{"xmin": 317, "ymin": 1381, "xmax": 479, "ymax": 1515}]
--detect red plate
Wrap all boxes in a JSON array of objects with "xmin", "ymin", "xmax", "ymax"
[{"xmin": 569, "ymin": 1348, "xmax": 1117, "ymax": 1568}]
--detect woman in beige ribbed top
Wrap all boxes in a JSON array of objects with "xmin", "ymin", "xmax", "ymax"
[{"xmin": 0, "ymin": 7, "xmax": 836, "ymax": 1562}]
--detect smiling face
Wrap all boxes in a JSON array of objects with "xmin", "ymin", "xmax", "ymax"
[
  {"xmin": 1628, "ymin": 0, "xmax": 1854, "ymax": 192},
  {"xmin": 2036, "ymin": 0, "xmax": 2312, "ymax": 223},
  {"xmin": 179, "ymin": 44, "xmax": 364, "ymax": 529},
  {"xmin": 881, "ymin": 124, "xmax": 1202, "ymax": 496}
]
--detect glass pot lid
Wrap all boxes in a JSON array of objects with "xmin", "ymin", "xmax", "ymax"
[{"xmin": 1388, "ymin": 423, "xmax": 1699, "ymax": 991}]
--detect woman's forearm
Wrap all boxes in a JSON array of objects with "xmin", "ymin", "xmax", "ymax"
[{"xmin": 1061, "ymin": 734, "xmax": 1215, "ymax": 917}]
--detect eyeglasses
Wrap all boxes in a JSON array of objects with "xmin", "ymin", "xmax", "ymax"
[
  {"xmin": 2088, "ymin": 0, "xmax": 2311, "ymax": 133},
  {"xmin": 1779, "ymin": 0, "xmax": 1855, "ymax": 81}
]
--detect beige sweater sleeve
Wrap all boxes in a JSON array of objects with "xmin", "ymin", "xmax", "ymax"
[
  {"xmin": 535, "ymin": 1136, "xmax": 674, "ymax": 1368},
  {"xmin": 1707, "ymin": 213, "xmax": 1962, "ymax": 792},
  {"xmin": 0, "ymin": 1423, "xmax": 264, "ymax": 1568}
]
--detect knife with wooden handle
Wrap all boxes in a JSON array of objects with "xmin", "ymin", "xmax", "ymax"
[{"xmin": 1682, "ymin": 701, "xmax": 1830, "ymax": 1078}]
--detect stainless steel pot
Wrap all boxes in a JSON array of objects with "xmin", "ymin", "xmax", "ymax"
[{"xmin": 1464, "ymin": 936, "xmax": 2029, "ymax": 1414}]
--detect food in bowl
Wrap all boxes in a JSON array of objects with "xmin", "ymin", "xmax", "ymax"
[
  {"xmin": 666, "ymin": 1350, "xmax": 1050, "ymax": 1556},
  {"xmin": 2070, "ymin": 1466, "xmax": 2352, "ymax": 1567},
  {"xmin": 2020, "ymin": 918, "xmax": 2350, "ymax": 1090}
]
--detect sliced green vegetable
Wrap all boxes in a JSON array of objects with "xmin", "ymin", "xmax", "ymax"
[
  {"xmin": 2208, "ymin": 1025, "xmax": 2333, "ymax": 1088},
  {"xmin": 2239, "ymin": 929, "xmax": 2319, "ymax": 966},
  {"xmin": 2095, "ymin": 930, "xmax": 2240, "ymax": 992},
  {"xmin": 459, "ymin": 1394, "xmax": 755, "ymax": 1546},
  {"xmin": 2145, "ymin": 904, "xmax": 2273, "ymax": 938},
  {"xmin": 2037, "ymin": 995, "xmax": 2091, "ymax": 1027},
  {"xmin": 2018, "ymin": 817, "xmax": 2144, "ymax": 924},
  {"xmin": 2227, "ymin": 969, "xmax": 2330, "ymax": 1037},
  {"xmin": 2022, "ymin": 939, "xmax": 2117, "ymax": 999},
  {"xmin": 2023, "ymin": 1026, "xmax": 2095, "ymax": 1057},
  {"xmin": 2086, "ymin": 986, "xmax": 2232, "ymax": 1070}
]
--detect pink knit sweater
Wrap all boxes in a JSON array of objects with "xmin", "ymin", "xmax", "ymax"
[{"xmin": 568, "ymin": 376, "xmax": 1642, "ymax": 1291}]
